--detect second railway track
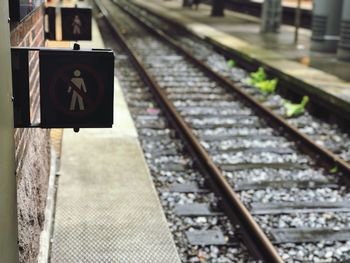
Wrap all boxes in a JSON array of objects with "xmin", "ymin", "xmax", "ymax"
[
  {"xmin": 121, "ymin": 0, "xmax": 350, "ymax": 165},
  {"xmin": 95, "ymin": 0, "xmax": 350, "ymax": 261}
]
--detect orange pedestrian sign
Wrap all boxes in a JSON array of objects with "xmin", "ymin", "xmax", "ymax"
[
  {"xmin": 45, "ymin": 7, "xmax": 92, "ymax": 41},
  {"xmin": 39, "ymin": 48, "xmax": 114, "ymax": 128},
  {"xmin": 61, "ymin": 7, "xmax": 92, "ymax": 40}
]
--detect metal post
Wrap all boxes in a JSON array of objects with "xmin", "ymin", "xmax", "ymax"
[
  {"xmin": 337, "ymin": 0, "xmax": 350, "ymax": 60},
  {"xmin": 261, "ymin": 0, "xmax": 282, "ymax": 33},
  {"xmin": 294, "ymin": 0, "xmax": 302, "ymax": 43},
  {"xmin": 211, "ymin": 0, "xmax": 225, "ymax": 17},
  {"xmin": 311, "ymin": 0, "xmax": 343, "ymax": 52},
  {"xmin": 0, "ymin": 1, "xmax": 19, "ymax": 263}
]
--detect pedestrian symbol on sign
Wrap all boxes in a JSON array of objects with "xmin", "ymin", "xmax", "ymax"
[
  {"xmin": 72, "ymin": 15, "xmax": 82, "ymax": 35},
  {"xmin": 68, "ymin": 69, "xmax": 87, "ymax": 111}
]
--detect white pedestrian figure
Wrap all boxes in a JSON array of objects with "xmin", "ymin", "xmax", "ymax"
[
  {"xmin": 72, "ymin": 15, "xmax": 82, "ymax": 35},
  {"xmin": 68, "ymin": 69, "xmax": 87, "ymax": 111}
]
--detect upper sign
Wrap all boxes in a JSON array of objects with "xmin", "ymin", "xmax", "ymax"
[
  {"xmin": 61, "ymin": 7, "xmax": 92, "ymax": 41},
  {"xmin": 45, "ymin": 7, "xmax": 92, "ymax": 41},
  {"xmin": 39, "ymin": 49, "xmax": 114, "ymax": 128}
]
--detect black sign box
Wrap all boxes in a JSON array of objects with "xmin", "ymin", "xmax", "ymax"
[
  {"xmin": 39, "ymin": 49, "xmax": 114, "ymax": 128},
  {"xmin": 45, "ymin": 7, "xmax": 92, "ymax": 41},
  {"xmin": 11, "ymin": 49, "xmax": 31, "ymax": 127},
  {"xmin": 61, "ymin": 7, "xmax": 92, "ymax": 41}
]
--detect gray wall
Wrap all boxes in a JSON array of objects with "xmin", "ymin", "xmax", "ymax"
[{"xmin": 0, "ymin": 1, "xmax": 19, "ymax": 262}]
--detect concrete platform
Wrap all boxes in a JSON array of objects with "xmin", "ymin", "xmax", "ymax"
[
  {"xmin": 50, "ymin": 80, "xmax": 180, "ymax": 263},
  {"xmin": 133, "ymin": 0, "xmax": 350, "ymax": 116},
  {"xmin": 253, "ymin": 0, "xmax": 312, "ymax": 10},
  {"xmin": 49, "ymin": 1, "xmax": 180, "ymax": 262}
]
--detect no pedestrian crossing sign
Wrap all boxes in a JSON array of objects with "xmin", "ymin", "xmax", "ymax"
[
  {"xmin": 61, "ymin": 7, "xmax": 92, "ymax": 41},
  {"xmin": 45, "ymin": 6, "xmax": 92, "ymax": 41},
  {"xmin": 39, "ymin": 48, "xmax": 114, "ymax": 128}
]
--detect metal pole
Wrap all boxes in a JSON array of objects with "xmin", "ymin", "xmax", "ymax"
[
  {"xmin": 261, "ymin": 0, "xmax": 282, "ymax": 33},
  {"xmin": 0, "ymin": 1, "xmax": 19, "ymax": 262},
  {"xmin": 294, "ymin": 0, "xmax": 302, "ymax": 43}
]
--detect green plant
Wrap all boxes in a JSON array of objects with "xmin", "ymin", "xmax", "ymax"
[
  {"xmin": 284, "ymin": 96, "xmax": 309, "ymax": 117},
  {"xmin": 248, "ymin": 67, "xmax": 266, "ymax": 85},
  {"xmin": 255, "ymin": 79, "xmax": 278, "ymax": 94},
  {"xmin": 227, "ymin": 59, "xmax": 236, "ymax": 68},
  {"xmin": 330, "ymin": 165, "xmax": 338, "ymax": 174}
]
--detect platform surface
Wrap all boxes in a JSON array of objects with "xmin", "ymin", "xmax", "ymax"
[
  {"xmin": 253, "ymin": 0, "xmax": 312, "ymax": 10},
  {"xmin": 133, "ymin": 0, "xmax": 350, "ymax": 114},
  {"xmin": 49, "ymin": 2, "xmax": 180, "ymax": 262}
]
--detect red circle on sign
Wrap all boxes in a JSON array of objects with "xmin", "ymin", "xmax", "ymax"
[{"xmin": 48, "ymin": 63, "xmax": 105, "ymax": 117}]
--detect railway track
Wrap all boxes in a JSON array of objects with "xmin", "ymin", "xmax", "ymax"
[
  {"xmin": 94, "ymin": 2, "xmax": 276, "ymax": 262},
  {"xmin": 95, "ymin": 0, "xmax": 350, "ymax": 262},
  {"xmin": 114, "ymin": 46, "xmax": 256, "ymax": 263},
  {"xmin": 117, "ymin": 54, "xmax": 255, "ymax": 262},
  {"xmin": 117, "ymin": 0, "xmax": 350, "ymax": 167}
]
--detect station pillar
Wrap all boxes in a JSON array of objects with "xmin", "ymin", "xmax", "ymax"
[
  {"xmin": 182, "ymin": 0, "xmax": 191, "ymax": 7},
  {"xmin": 311, "ymin": 0, "xmax": 343, "ymax": 52},
  {"xmin": 260, "ymin": 0, "xmax": 282, "ymax": 33},
  {"xmin": 211, "ymin": 0, "xmax": 225, "ymax": 17},
  {"xmin": 337, "ymin": 0, "xmax": 350, "ymax": 60},
  {"xmin": 0, "ymin": 1, "xmax": 19, "ymax": 263}
]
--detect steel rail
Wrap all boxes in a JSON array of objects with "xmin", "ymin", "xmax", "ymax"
[
  {"xmin": 94, "ymin": 0, "xmax": 284, "ymax": 261},
  {"xmin": 114, "ymin": 0, "xmax": 350, "ymax": 181}
]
